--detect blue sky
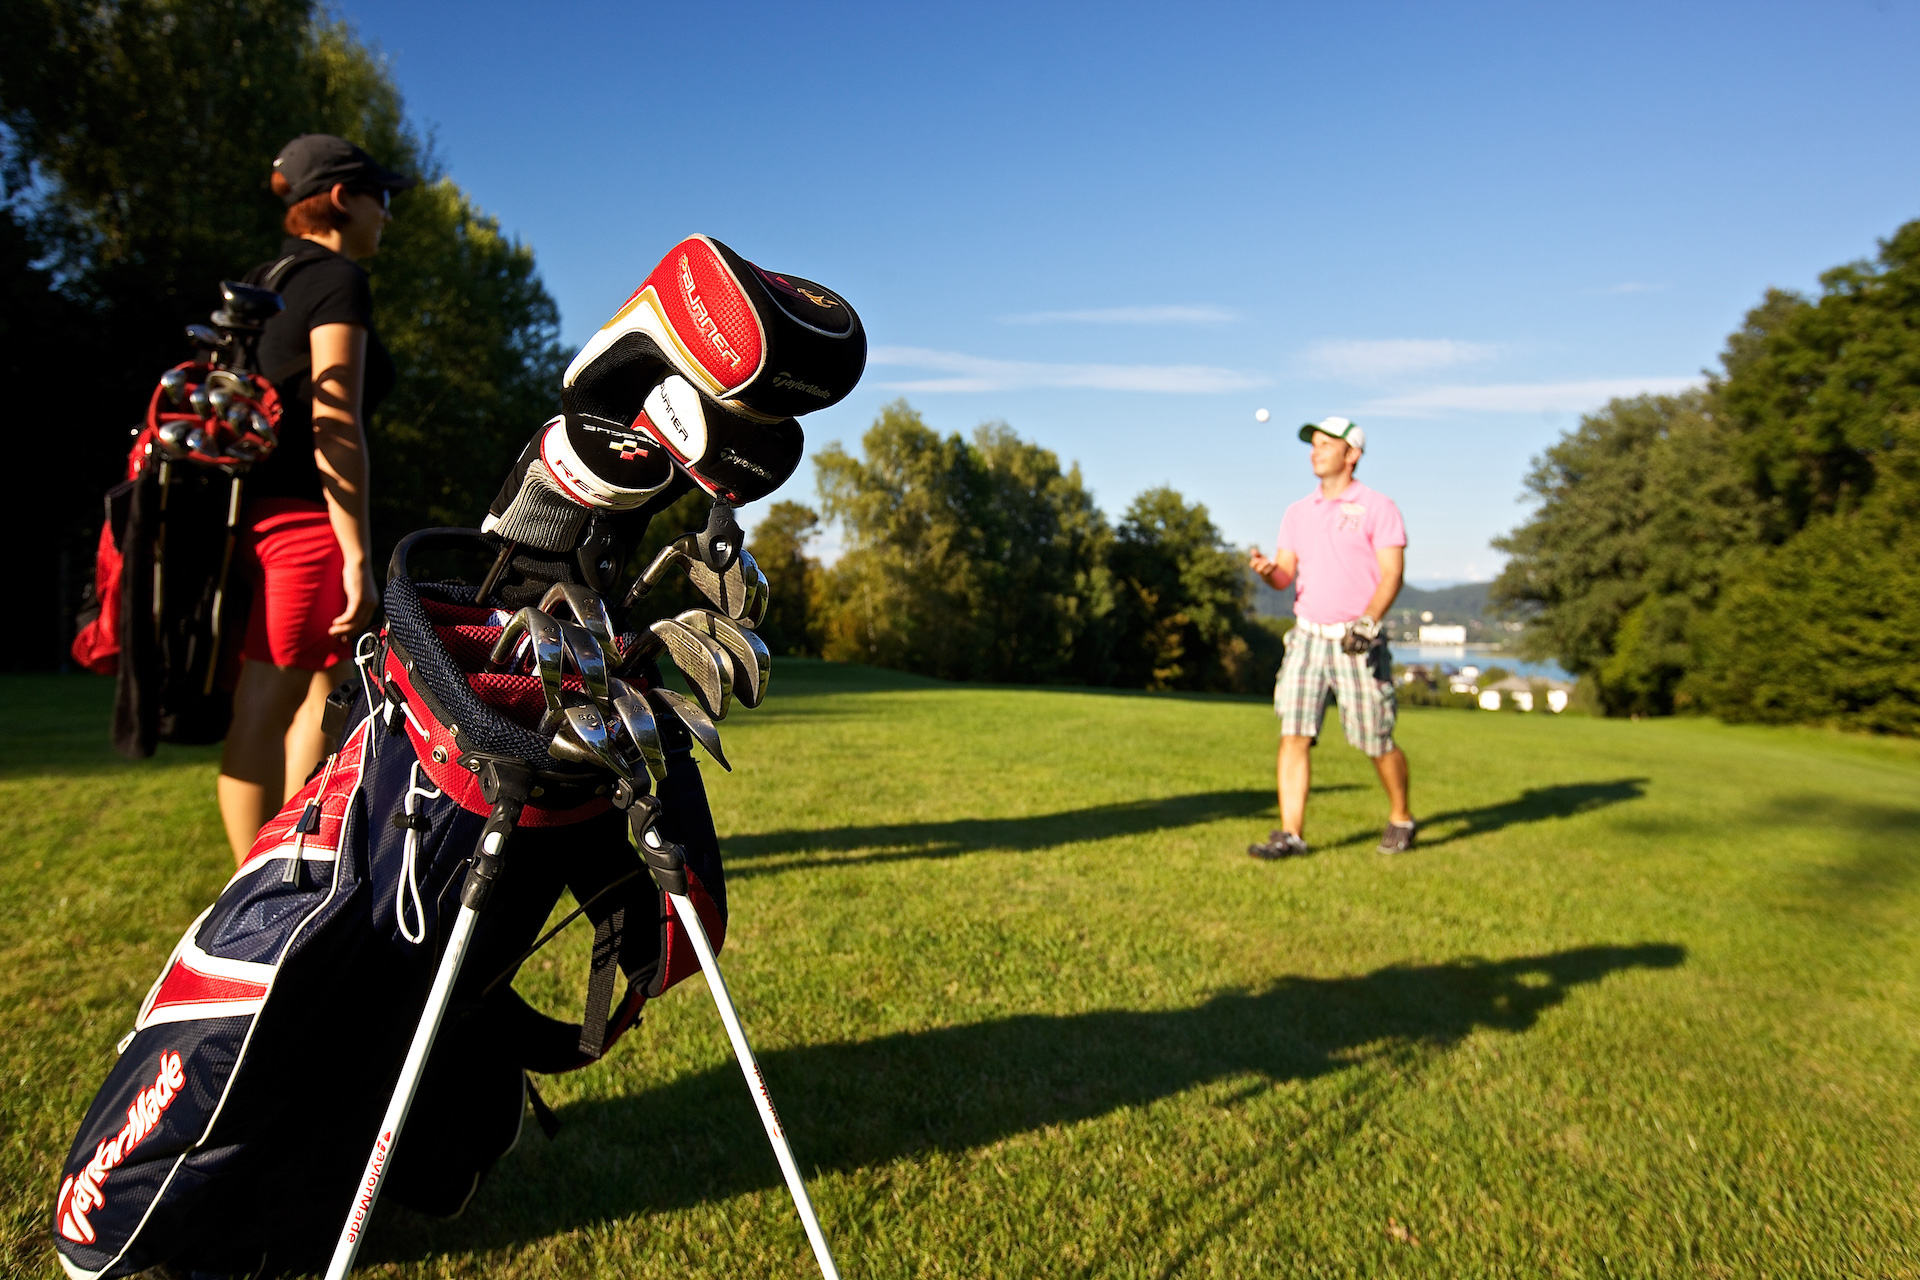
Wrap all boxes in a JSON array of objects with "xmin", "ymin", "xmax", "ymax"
[{"xmin": 343, "ymin": 0, "xmax": 1920, "ymax": 584}]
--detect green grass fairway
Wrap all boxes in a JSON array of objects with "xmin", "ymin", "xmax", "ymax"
[{"xmin": 4, "ymin": 663, "xmax": 1918, "ymax": 1278}]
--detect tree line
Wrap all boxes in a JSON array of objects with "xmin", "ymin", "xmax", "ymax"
[
  {"xmin": 747, "ymin": 401, "xmax": 1287, "ymax": 693},
  {"xmin": 2, "ymin": 3, "xmax": 1286, "ymax": 695},
  {"xmin": 1492, "ymin": 218, "xmax": 1920, "ymax": 733},
  {"xmin": 2, "ymin": 0, "xmax": 564, "ymax": 667}
]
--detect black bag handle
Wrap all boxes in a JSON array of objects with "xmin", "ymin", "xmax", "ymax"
[{"xmin": 388, "ymin": 527, "xmax": 497, "ymax": 586}]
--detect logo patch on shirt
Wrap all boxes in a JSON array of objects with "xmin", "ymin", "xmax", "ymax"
[{"xmin": 1337, "ymin": 502, "xmax": 1366, "ymax": 533}]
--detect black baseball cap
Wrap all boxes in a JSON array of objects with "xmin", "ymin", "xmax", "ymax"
[{"xmin": 272, "ymin": 134, "xmax": 415, "ymax": 205}]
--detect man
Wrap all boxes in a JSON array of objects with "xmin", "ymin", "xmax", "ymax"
[{"xmin": 1246, "ymin": 416, "xmax": 1415, "ymax": 858}]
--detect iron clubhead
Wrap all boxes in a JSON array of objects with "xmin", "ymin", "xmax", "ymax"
[
  {"xmin": 684, "ymin": 553, "xmax": 749, "ymax": 620},
  {"xmin": 736, "ymin": 548, "xmax": 770, "ymax": 628},
  {"xmin": 555, "ymin": 619, "xmax": 613, "ymax": 705},
  {"xmin": 646, "ymin": 686, "xmax": 730, "ymax": 771},
  {"xmin": 489, "ymin": 607, "xmax": 566, "ymax": 713},
  {"xmin": 156, "ymin": 420, "xmax": 193, "ymax": 456},
  {"xmin": 548, "ymin": 702, "xmax": 631, "ymax": 783},
  {"xmin": 626, "ymin": 533, "xmax": 765, "ymax": 624},
  {"xmin": 676, "ymin": 609, "xmax": 771, "ymax": 708},
  {"xmin": 648, "ymin": 617, "xmax": 733, "ymax": 720},
  {"xmin": 159, "ymin": 368, "xmax": 190, "ymax": 405},
  {"xmin": 188, "ymin": 385, "xmax": 213, "ymax": 417},
  {"xmin": 624, "ymin": 534, "xmax": 698, "ymax": 610},
  {"xmin": 539, "ymin": 582, "xmax": 618, "ymax": 655},
  {"xmin": 608, "ymin": 678, "xmax": 668, "ymax": 784}
]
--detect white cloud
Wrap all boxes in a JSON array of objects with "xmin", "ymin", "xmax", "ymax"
[
  {"xmin": 1300, "ymin": 339, "xmax": 1498, "ymax": 380},
  {"xmin": 1585, "ymin": 281, "xmax": 1669, "ymax": 295},
  {"xmin": 999, "ymin": 305, "xmax": 1237, "ymax": 326},
  {"xmin": 1360, "ymin": 376, "xmax": 1701, "ymax": 417},
  {"xmin": 869, "ymin": 345, "xmax": 1268, "ymax": 394}
]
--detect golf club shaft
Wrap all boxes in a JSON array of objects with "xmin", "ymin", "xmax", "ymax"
[
  {"xmin": 668, "ymin": 891, "xmax": 841, "ymax": 1280},
  {"xmin": 152, "ymin": 461, "xmax": 172, "ymax": 641},
  {"xmin": 203, "ymin": 476, "xmax": 243, "ymax": 696},
  {"xmin": 324, "ymin": 903, "xmax": 480, "ymax": 1280}
]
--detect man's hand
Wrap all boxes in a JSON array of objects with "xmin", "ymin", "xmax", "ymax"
[
  {"xmin": 1342, "ymin": 614, "xmax": 1381, "ymax": 655},
  {"xmin": 330, "ymin": 561, "xmax": 379, "ymax": 639},
  {"xmin": 1249, "ymin": 544, "xmax": 1296, "ymax": 589}
]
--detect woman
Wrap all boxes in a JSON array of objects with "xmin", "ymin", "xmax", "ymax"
[{"xmin": 217, "ymin": 134, "xmax": 412, "ymax": 863}]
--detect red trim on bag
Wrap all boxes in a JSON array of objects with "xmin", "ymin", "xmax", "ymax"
[
  {"xmin": 381, "ymin": 646, "xmax": 611, "ymax": 826},
  {"xmin": 150, "ymin": 960, "xmax": 269, "ymax": 1012},
  {"xmin": 655, "ymin": 868, "xmax": 725, "ymax": 993},
  {"xmin": 238, "ymin": 719, "xmax": 370, "ymax": 874}
]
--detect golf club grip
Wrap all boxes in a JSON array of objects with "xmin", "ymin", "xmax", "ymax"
[
  {"xmin": 668, "ymin": 892, "xmax": 841, "ymax": 1280},
  {"xmin": 324, "ymin": 904, "xmax": 481, "ymax": 1280}
]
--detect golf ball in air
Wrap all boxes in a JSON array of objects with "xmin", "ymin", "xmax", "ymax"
[{"xmin": 1254, "ymin": 408, "xmax": 1270, "ymax": 423}]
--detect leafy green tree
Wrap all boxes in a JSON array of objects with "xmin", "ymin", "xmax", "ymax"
[
  {"xmin": 1107, "ymin": 486, "xmax": 1271, "ymax": 692},
  {"xmin": 1683, "ymin": 221, "xmax": 1920, "ymax": 728},
  {"xmin": 746, "ymin": 501, "xmax": 823, "ymax": 657},
  {"xmin": 1687, "ymin": 434, "xmax": 1920, "ymax": 732},
  {"xmin": 1494, "ymin": 218, "xmax": 1920, "ymax": 725},
  {"xmin": 1490, "ymin": 391, "xmax": 1760, "ymax": 715},
  {"xmin": 812, "ymin": 401, "xmax": 1111, "ymax": 682},
  {"xmin": 1715, "ymin": 223, "xmax": 1920, "ymax": 537},
  {"xmin": 366, "ymin": 179, "xmax": 565, "ymax": 553}
]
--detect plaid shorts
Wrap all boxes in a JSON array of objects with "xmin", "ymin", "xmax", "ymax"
[{"xmin": 1274, "ymin": 627, "xmax": 1397, "ymax": 756}]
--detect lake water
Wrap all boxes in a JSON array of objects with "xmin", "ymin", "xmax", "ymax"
[{"xmin": 1387, "ymin": 644, "xmax": 1572, "ymax": 682}]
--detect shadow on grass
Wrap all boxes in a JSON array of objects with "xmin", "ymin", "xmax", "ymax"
[
  {"xmin": 371, "ymin": 942, "xmax": 1684, "ymax": 1262},
  {"xmin": 723, "ymin": 788, "xmax": 1279, "ymax": 877},
  {"xmin": 1317, "ymin": 777, "xmax": 1652, "ymax": 852},
  {"xmin": 1768, "ymin": 794, "xmax": 1920, "ymax": 910}
]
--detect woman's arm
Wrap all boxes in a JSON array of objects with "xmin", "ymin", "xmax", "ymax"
[{"xmin": 309, "ymin": 321, "xmax": 378, "ymax": 639}]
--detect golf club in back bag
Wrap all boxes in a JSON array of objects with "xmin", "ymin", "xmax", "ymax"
[
  {"xmin": 53, "ymin": 236, "xmax": 862, "ymax": 1280},
  {"xmin": 72, "ymin": 277, "xmax": 291, "ymax": 757}
]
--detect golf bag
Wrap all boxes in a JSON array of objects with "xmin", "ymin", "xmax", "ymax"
[
  {"xmin": 53, "ymin": 532, "xmax": 728, "ymax": 1278},
  {"xmin": 72, "ymin": 280, "xmax": 290, "ymax": 758},
  {"xmin": 55, "ymin": 233, "xmax": 864, "ymax": 1280}
]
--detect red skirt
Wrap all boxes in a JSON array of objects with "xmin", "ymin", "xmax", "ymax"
[{"xmin": 239, "ymin": 498, "xmax": 349, "ymax": 671}]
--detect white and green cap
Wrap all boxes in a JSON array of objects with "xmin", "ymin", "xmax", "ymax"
[{"xmin": 1298, "ymin": 415, "xmax": 1364, "ymax": 450}]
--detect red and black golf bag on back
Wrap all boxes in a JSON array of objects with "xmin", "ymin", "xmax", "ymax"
[
  {"xmin": 52, "ymin": 235, "xmax": 864, "ymax": 1280},
  {"xmin": 72, "ymin": 279, "xmax": 292, "ymax": 757}
]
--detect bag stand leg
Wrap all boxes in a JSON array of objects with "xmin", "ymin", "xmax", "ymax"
[
  {"xmin": 670, "ymin": 889, "xmax": 842, "ymax": 1280},
  {"xmin": 325, "ymin": 758, "xmax": 533, "ymax": 1280}
]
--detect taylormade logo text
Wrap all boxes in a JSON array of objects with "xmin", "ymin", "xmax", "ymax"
[
  {"xmin": 679, "ymin": 255, "xmax": 744, "ymax": 371},
  {"xmin": 770, "ymin": 372, "xmax": 832, "ymax": 399},
  {"xmin": 57, "ymin": 1049, "xmax": 186, "ymax": 1244},
  {"xmin": 345, "ymin": 1130, "xmax": 393, "ymax": 1243},
  {"xmin": 718, "ymin": 448, "xmax": 773, "ymax": 480}
]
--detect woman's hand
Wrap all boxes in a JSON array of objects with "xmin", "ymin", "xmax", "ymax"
[{"xmin": 331, "ymin": 560, "xmax": 379, "ymax": 639}]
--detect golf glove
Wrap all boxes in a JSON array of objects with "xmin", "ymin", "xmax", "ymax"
[{"xmin": 1342, "ymin": 615, "xmax": 1382, "ymax": 655}]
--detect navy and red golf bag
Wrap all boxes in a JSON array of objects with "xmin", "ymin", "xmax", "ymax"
[
  {"xmin": 52, "ymin": 533, "xmax": 727, "ymax": 1279},
  {"xmin": 53, "ymin": 232, "xmax": 863, "ymax": 1280}
]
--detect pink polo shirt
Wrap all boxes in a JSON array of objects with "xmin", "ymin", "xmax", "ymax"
[{"xmin": 1275, "ymin": 479, "xmax": 1407, "ymax": 625}]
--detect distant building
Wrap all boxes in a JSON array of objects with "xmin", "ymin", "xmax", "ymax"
[
  {"xmin": 1484, "ymin": 675, "xmax": 1574, "ymax": 714},
  {"xmin": 1419, "ymin": 624, "xmax": 1467, "ymax": 644}
]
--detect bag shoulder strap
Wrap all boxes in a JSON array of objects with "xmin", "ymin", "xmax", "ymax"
[{"xmin": 244, "ymin": 246, "xmax": 325, "ymax": 293}]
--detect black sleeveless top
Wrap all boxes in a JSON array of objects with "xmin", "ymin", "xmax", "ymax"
[{"xmin": 244, "ymin": 238, "xmax": 396, "ymax": 502}]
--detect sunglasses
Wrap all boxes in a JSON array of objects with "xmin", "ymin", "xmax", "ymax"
[{"xmin": 348, "ymin": 185, "xmax": 391, "ymax": 210}]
